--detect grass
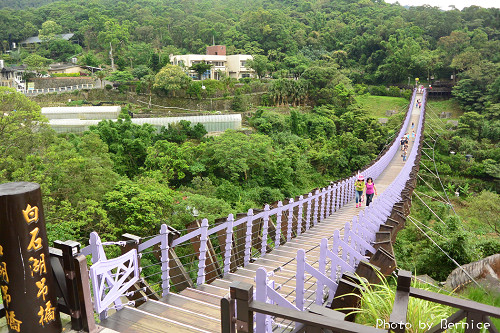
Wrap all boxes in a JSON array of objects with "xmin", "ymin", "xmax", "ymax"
[
  {"xmin": 353, "ymin": 276, "xmax": 455, "ymax": 332},
  {"xmin": 426, "ymin": 99, "xmax": 463, "ymax": 120},
  {"xmin": 356, "ymin": 95, "xmax": 409, "ymax": 118},
  {"xmin": 336, "ymin": 270, "xmax": 500, "ymax": 332},
  {"xmin": 461, "ymin": 285, "xmax": 500, "ymax": 329}
]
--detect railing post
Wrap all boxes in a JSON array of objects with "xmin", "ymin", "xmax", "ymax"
[
  {"xmin": 230, "ymin": 281, "xmax": 254, "ymax": 333},
  {"xmin": 89, "ymin": 231, "xmax": 105, "ymax": 264},
  {"xmin": 197, "ymin": 218, "xmax": 209, "ymax": 285},
  {"xmin": 317, "ymin": 240, "xmax": 327, "ymax": 305},
  {"xmin": 305, "ymin": 193, "xmax": 312, "ymax": 231},
  {"xmin": 344, "ymin": 180, "xmax": 348, "ymax": 206},
  {"xmin": 286, "ymin": 198, "xmax": 294, "ymax": 242},
  {"xmin": 160, "ymin": 224, "xmax": 170, "ymax": 297},
  {"xmin": 243, "ymin": 209, "xmax": 253, "ymax": 267},
  {"xmin": 336, "ymin": 184, "xmax": 340, "ymax": 212},
  {"xmin": 220, "ymin": 296, "xmax": 235, "ymax": 333},
  {"xmin": 343, "ymin": 180, "xmax": 348, "ymax": 206},
  {"xmin": 313, "ymin": 189, "xmax": 319, "ymax": 226},
  {"xmin": 325, "ymin": 186, "xmax": 331, "ymax": 218},
  {"xmin": 331, "ymin": 184, "xmax": 337, "ymax": 214},
  {"xmin": 54, "ymin": 240, "xmax": 85, "ymax": 331},
  {"xmin": 224, "ymin": 214, "xmax": 234, "ymax": 276},
  {"xmin": 389, "ymin": 270, "xmax": 411, "ymax": 333},
  {"xmin": 255, "ymin": 268, "xmax": 268, "ymax": 332},
  {"xmin": 296, "ymin": 250, "xmax": 305, "ymax": 311},
  {"xmin": 319, "ymin": 189, "xmax": 325, "ymax": 222},
  {"xmin": 349, "ymin": 177, "xmax": 354, "ymax": 201},
  {"xmin": 260, "ymin": 205, "xmax": 270, "ymax": 257},
  {"xmin": 274, "ymin": 202, "xmax": 283, "ymax": 247},
  {"xmin": 74, "ymin": 255, "xmax": 98, "ymax": 333},
  {"xmin": 297, "ymin": 196, "xmax": 304, "ymax": 236}
]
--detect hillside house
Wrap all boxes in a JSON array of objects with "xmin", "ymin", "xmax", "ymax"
[
  {"xmin": 170, "ymin": 45, "xmax": 254, "ymax": 80},
  {"xmin": 0, "ymin": 60, "xmax": 26, "ymax": 90},
  {"xmin": 19, "ymin": 33, "xmax": 75, "ymax": 49}
]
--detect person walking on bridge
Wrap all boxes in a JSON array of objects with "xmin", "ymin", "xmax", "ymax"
[
  {"xmin": 365, "ymin": 177, "xmax": 377, "ymax": 207},
  {"xmin": 355, "ymin": 174, "xmax": 365, "ymax": 208}
]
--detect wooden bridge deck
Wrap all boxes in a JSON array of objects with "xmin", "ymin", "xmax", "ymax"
[{"xmin": 99, "ymin": 95, "xmax": 423, "ymax": 333}]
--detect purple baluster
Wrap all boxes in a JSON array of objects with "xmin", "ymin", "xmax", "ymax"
[{"xmin": 197, "ymin": 219, "xmax": 209, "ymax": 285}]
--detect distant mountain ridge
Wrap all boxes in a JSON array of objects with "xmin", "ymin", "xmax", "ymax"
[{"xmin": 0, "ymin": 0, "xmax": 60, "ymax": 10}]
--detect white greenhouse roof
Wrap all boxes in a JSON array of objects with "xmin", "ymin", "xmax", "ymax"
[
  {"xmin": 48, "ymin": 114, "xmax": 242, "ymax": 134},
  {"xmin": 42, "ymin": 106, "xmax": 121, "ymax": 114},
  {"xmin": 130, "ymin": 114, "xmax": 241, "ymax": 126}
]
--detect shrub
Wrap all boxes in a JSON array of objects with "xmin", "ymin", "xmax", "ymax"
[
  {"xmin": 336, "ymin": 270, "xmax": 455, "ymax": 332},
  {"xmin": 387, "ymin": 86, "xmax": 401, "ymax": 97},
  {"xmin": 231, "ymin": 90, "xmax": 248, "ymax": 112},
  {"xmin": 402, "ymin": 89, "xmax": 412, "ymax": 100},
  {"xmin": 367, "ymin": 85, "xmax": 387, "ymax": 96},
  {"xmin": 51, "ymin": 73, "xmax": 81, "ymax": 77}
]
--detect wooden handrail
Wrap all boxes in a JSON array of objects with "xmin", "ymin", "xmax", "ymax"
[
  {"xmin": 390, "ymin": 270, "xmax": 500, "ymax": 333},
  {"xmin": 409, "ymin": 287, "xmax": 500, "ymax": 318},
  {"xmin": 225, "ymin": 281, "xmax": 388, "ymax": 333}
]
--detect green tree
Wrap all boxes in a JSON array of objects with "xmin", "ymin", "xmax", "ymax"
[
  {"xmin": 0, "ymin": 87, "xmax": 50, "ymax": 181},
  {"xmin": 246, "ymin": 55, "xmax": 269, "ymax": 79},
  {"xmin": 38, "ymin": 20, "xmax": 62, "ymax": 42},
  {"xmin": 457, "ymin": 111, "xmax": 484, "ymax": 138},
  {"xmin": 106, "ymin": 70, "xmax": 134, "ymax": 84},
  {"xmin": 154, "ymin": 64, "xmax": 191, "ymax": 96},
  {"xmin": 23, "ymin": 54, "xmax": 50, "ymax": 71},
  {"xmin": 80, "ymin": 52, "xmax": 101, "ymax": 67},
  {"xmin": 45, "ymin": 38, "xmax": 82, "ymax": 62},
  {"xmin": 103, "ymin": 179, "xmax": 175, "ymax": 236},
  {"xmin": 89, "ymin": 117, "xmax": 157, "ymax": 177},
  {"xmin": 189, "ymin": 61, "xmax": 213, "ymax": 80},
  {"xmin": 142, "ymin": 140, "xmax": 190, "ymax": 184}
]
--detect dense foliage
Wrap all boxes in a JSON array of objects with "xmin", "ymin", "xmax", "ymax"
[
  {"xmin": 0, "ymin": 87, "xmax": 401, "ymax": 245},
  {"xmin": 1, "ymin": 0, "xmax": 499, "ymax": 87},
  {"xmin": 0, "ymin": 0, "xmax": 498, "ymax": 304},
  {"xmin": 393, "ymin": 97, "xmax": 500, "ymax": 282}
]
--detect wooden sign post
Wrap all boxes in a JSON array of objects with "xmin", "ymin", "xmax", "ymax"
[{"xmin": 0, "ymin": 182, "xmax": 62, "ymax": 333}]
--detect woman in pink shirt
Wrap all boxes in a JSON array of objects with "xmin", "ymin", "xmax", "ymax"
[{"xmin": 364, "ymin": 177, "xmax": 378, "ymax": 206}]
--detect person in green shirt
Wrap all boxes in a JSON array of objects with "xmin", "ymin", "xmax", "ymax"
[{"xmin": 354, "ymin": 174, "xmax": 365, "ymax": 208}]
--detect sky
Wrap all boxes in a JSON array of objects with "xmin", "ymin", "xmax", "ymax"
[{"xmin": 384, "ymin": 0, "xmax": 500, "ymax": 10}]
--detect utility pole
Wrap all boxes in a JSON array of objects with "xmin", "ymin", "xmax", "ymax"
[{"xmin": 109, "ymin": 42, "xmax": 115, "ymax": 71}]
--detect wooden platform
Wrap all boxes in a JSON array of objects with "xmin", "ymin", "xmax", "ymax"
[{"xmin": 99, "ymin": 95, "xmax": 423, "ymax": 332}]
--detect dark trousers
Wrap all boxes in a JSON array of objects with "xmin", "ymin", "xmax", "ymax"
[{"xmin": 366, "ymin": 193, "xmax": 374, "ymax": 206}]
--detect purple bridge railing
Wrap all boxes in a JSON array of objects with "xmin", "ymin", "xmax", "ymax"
[
  {"xmin": 79, "ymin": 89, "xmax": 422, "ymax": 321},
  {"xmin": 254, "ymin": 90, "xmax": 425, "ymax": 331}
]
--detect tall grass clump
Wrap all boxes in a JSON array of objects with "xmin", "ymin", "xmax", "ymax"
[{"xmin": 335, "ymin": 271, "xmax": 461, "ymax": 333}]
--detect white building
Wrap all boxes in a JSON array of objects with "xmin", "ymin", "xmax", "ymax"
[{"xmin": 170, "ymin": 54, "xmax": 254, "ymax": 80}]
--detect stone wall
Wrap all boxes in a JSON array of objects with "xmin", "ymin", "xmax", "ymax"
[
  {"xmin": 31, "ymin": 77, "xmax": 96, "ymax": 89},
  {"xmin": 30, "ymin": 89, "xmax": 264, "ymax": 113}
]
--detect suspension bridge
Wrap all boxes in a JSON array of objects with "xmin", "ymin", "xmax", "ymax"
[
  {"xmin": 1, "ymin": 88, "xmax": 498, "ymax": 333},
  {"xmin": 80, "ymin": 89, "xmax": 424, "ymax": 333}
]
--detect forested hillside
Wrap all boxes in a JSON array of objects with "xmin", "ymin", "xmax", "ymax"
[
  {"xmin": 1, "ymin": 0, "xmax": 499, "ymax": 85},
  {"xmin": 0, "ymin": 0, "xmax": 499, "ymax": 288},
  {"xmin": 0, "ymin": 0, "xmax": 59, "ymax": 10}
]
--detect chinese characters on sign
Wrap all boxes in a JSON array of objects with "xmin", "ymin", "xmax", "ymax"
[
  {"xmin": 21, "ymin": 204, "xmax": 56, "ymax": 328},
  {"xmin": 1, "ymin": 244, "xmax": 21, "ymax": 332},
  {"xmin": 0, "ymin": 203, "xmax": 57, "ymax": 332},
  {"xmin": 29, "ymin": 253, "xmax": 47, "ymax": 277},
  {"xmin": 38, "ymin": 301, "xmax": 56, "ymax": 327},
  {"xmin": 0, "ymin": 183, "xmax": 62, "ymax": 333}
]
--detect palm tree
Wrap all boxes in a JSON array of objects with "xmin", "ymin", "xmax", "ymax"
[{"xmin": 94, "ymin": 70, "xmax": 108, "ymax": 89}]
